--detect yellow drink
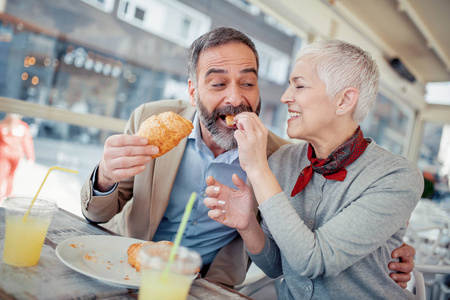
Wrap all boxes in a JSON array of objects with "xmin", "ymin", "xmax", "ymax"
[
  {"xmin": 138, "ymin": 269, "xmax": 193, "ymax": 300},
  {"xmin": 3, "ymin": 215, "xmax": 51, "ymax": 266}
]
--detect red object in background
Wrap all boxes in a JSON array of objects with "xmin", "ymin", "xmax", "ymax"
[
  {"xmin": 0, "ymin": 114, "xmax": 35, "ymax": 199},
  {"xmin": 423, "ymin": 171, "xmax": 435, "ymax": 183}
]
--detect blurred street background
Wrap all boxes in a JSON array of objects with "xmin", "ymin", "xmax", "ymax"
[{"xmin": 1, "ymin": 138, "xmax": 103, "ymax": 218}]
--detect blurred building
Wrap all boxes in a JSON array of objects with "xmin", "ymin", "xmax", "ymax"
[
  {"xmin": 0, "ymin": 0, "xmax": 299, "ymax": 142},
  {"xmin": 1, "ymin": 0, "xmax": 449, "ymax": 198}
]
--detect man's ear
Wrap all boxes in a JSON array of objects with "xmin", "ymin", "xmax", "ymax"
[
  {"xmin": 188, "ymin": 79, "xmax": 197, "ymax": 107},
  {"xmin": 336, "ymin": 87, "xmax": 359, "ymax": 115}
]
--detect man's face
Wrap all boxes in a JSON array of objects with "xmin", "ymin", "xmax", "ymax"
[{"xmin": 188, "ymin": 43, "xmax": 260, "ymax": 150}]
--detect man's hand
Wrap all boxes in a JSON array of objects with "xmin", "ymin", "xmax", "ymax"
[
  {"xmin": 96, "ymin": 134, "xmax": 159, "ymax": 191},
  {"xmin": 389, "ymin": 243, "xmax": 416, "ymax": 289}
]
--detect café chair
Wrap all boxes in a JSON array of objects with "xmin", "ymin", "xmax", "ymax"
[
  {"xmin": 407, "ymin": 266, "xmax": 427, "ymax": 300},
  {"xmin": 405, "ymin": 211, "xmax": 450, "ymax": 300},
  {"xmin": 407, "ymin": 262, "xmax": 450, "ymax": 300},
  {"xmin": 406, "ymin": 199, "xmax": 450, "ymax": 265},
  {"xmin": 407, "ymin": 224, "xmax": 448, "ymax": 264}
]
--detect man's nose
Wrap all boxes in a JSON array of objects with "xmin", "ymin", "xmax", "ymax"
[{"xmin": 224, "ymin": 83, "xmax": 244, "ymax": 106}]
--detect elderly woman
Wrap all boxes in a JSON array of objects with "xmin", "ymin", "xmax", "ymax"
[{"xmin": 204, "ymin": 39, "xmax": 423, "ymax": 299}]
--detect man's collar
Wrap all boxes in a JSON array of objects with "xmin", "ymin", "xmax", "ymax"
[{"xmin": 188, "ymin": 112, "xmax": 200, "ymax": 141}]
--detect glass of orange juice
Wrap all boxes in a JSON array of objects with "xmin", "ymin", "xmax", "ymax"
[
  {"xmin": 138, "ymin": 243, "xmax": 201, "ymax": 300},
  {"xmin": 2, "ymin": 195, "xmax": 58, "ymax": 267}
]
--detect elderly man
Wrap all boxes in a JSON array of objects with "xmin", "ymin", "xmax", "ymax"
[{"xmin": 81, "ymin": 27, "xmax": 414, "ymax": 287}]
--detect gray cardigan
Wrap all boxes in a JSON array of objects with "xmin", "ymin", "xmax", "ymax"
[{"xmin": 249, "ymin": 139, "xmax": 423, "ymax": 299}]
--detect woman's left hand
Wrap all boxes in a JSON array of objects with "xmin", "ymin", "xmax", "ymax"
[{"xmin": 203, "ymin": 174, "xmax": 256, "ymax": 231}]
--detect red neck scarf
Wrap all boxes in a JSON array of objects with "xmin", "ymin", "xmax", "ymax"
[{"xmin": 291, "ymin": 126, "xmax": 369, "ymax": 197}]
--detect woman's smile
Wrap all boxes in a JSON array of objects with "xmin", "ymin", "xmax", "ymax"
[{"xmin": 288, "ymin": 110, "xmax": 302, "ymax": 121}]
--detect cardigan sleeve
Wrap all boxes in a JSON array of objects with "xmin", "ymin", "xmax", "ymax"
[{"xmin": 247, "ymin": 221, "xmax": 284, "ymax": 279}]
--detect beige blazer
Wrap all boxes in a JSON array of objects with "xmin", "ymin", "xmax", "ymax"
[{"xmin": 81, "ymin": 99, "xmax": 289, "ymax": 287}]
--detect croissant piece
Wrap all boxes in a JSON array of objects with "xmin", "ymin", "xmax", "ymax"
[{"xmin": 225, "ymin": 115, "xmax": 236, "ymax": 126}]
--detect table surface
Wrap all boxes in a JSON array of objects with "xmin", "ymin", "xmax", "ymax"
[{"xmin": 0, "ymin": 207, "xmax": 252, "ymax": 300}]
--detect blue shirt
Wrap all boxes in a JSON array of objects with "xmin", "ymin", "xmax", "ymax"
[{"xmin": 152, "ymin": 113, "xmax": 246, "ymax": 265}]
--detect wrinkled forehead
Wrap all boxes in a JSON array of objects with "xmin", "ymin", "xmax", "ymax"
[{"xmin": 197, "ymin": 43, "xmax": 258, "ymax": 76}]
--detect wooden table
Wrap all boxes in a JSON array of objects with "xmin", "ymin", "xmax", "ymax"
[{"xmin": 0, "ymin": 207, "xmax": 253, "ymax": 300}]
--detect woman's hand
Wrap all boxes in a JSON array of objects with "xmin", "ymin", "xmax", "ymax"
[
  {"xmin": 234, "ymin": 112, "xmax": 269, "ymax": 175},
  {"xmin": 203, "ymin": 174, "xmax": 256, "ymax": 231},
  {"xmin": 233, "ymin": 112, "xmax": 283, "ymax": 205}
]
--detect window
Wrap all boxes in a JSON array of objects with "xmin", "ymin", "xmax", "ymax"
[
  {"xmin": 117, "ymin": 0, "xmax": 211, "ymax": 48},
  {"xmin": 361, "ymin": 93, "xmax": 414, "ymax": 156},
  {"xmin": 0, "ymin": 0, "xmax": 299, "ymax": 212},
  {"xmin": 426, "ymin": 82, "xmax": 450, "ymax": 105},
  {"xmin": 134, "ymin": 7, "xmax": 145, "ymax": 21},
  {"xmin": 252, "ymin": 38, "xmax": 290, "ymax": 85},
  {"xmin": 80, "ymin": 0, "xmax": 115, "ymax": 13},
  {"xmin": 225, "ymin": 0, "xmax": 261, "ymax": 16},
  {"xmin": 264, "ymin": 15, "xmax": 295, "ymax": 37},
  {"xmin": 418, "ymin": 122, "xmax": 450, "ymax": 201},
  {"xmin": 163, "ymin": 77, "xmax": 188, "ymax": 100}
]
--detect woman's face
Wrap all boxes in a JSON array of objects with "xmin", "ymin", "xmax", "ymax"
[{"xmin": 281, "ymin": 59, "xmax": 339, "ymax": 142}]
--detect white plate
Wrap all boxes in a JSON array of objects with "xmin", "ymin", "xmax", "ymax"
[{"xmin": 56, "ymin": 235, "xmax": 146, "ymax": 289}]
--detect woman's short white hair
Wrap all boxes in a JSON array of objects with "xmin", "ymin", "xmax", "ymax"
[{"xmin": 295, "ymin": 39, "xmax": 379, "ymax": 123}]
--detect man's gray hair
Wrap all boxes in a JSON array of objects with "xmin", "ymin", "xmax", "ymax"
[
  {"xmin": 295, "ymin": 39, "xmax": 380, "ymax": 123},
  {"xmin": 187, "ymin": 27, "xmax": 259, "ymax": 86}
]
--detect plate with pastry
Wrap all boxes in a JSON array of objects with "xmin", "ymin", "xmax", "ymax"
[{"xmin": 56, "ymin": 235, "xmax": 173, "ymax": 289}]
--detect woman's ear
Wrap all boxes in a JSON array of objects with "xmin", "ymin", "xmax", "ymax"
[
  {"xmin": 188, "ymin": 79, "xmax": 197, "ymax": 107},
  {"xmin": 336, "ymin": 87, "xmax": 359, "ymax": 115}
]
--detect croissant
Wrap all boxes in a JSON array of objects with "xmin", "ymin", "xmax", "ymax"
[
  {"xmin": 127, "ymin": 241, "xmax": 152, "ymax": 270},
  {"xmin": 136, "ymin": 111, "xmax": 193, "ymax": 158}
]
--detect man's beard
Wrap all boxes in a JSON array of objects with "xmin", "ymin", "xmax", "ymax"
[{"xmin": 196, "ymin": 94, "xmax": 261, "ymax": 151}]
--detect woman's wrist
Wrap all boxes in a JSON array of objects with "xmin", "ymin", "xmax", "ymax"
[
  {"xmin": 246, "ymin": 162, "xmax": 272, "ymax": 183},
  {"xmin": 246, "ymin": 164, "xmax": 282, "ymax": 205}
]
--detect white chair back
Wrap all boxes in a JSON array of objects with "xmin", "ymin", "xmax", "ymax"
[{"xmin": 408, "ymin": 262, "xmax": 450, "ymax": 300}]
